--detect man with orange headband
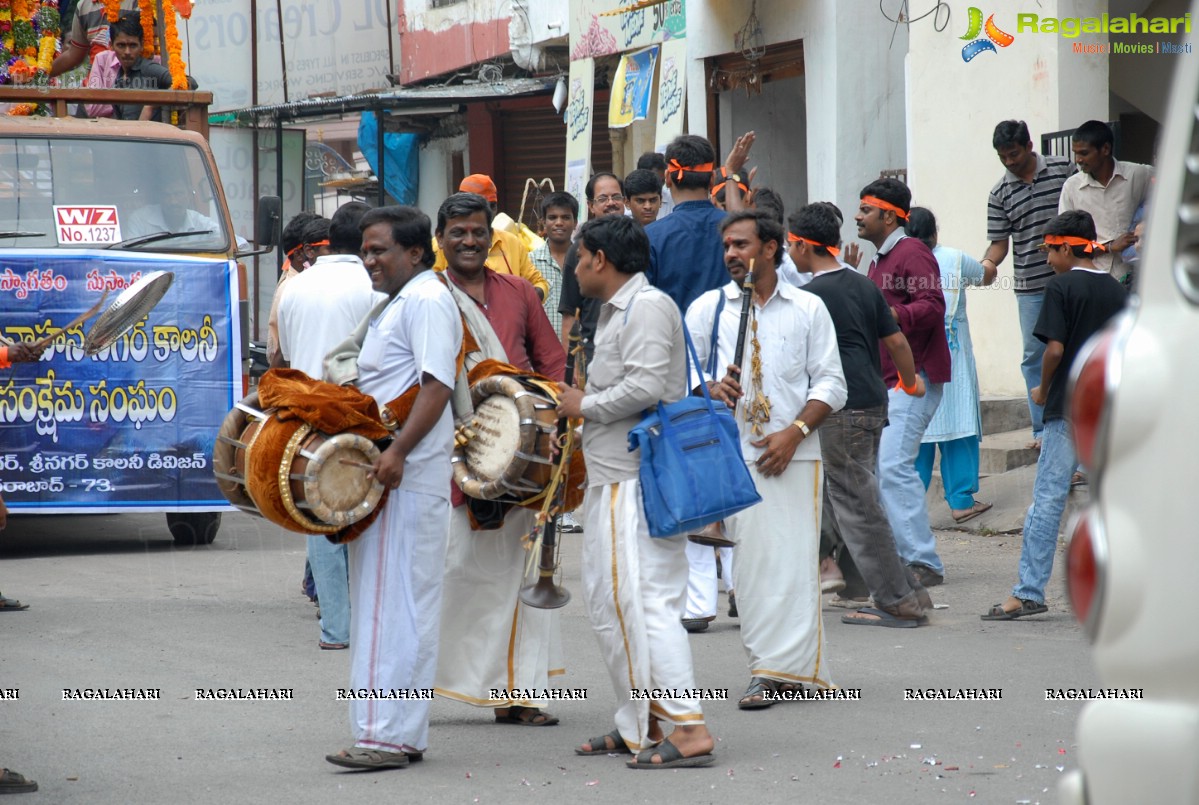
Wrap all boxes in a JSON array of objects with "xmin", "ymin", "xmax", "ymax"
[
  {"xmin": 278, "ymin": 202, "xmax": 384, "ymax": 651},
  {"xmin": 265, "ymin": 212, "xmax": 323, "ymax": 367},
  {"xmin": 432, "ymin": 174, "xmax": 549, "ymax": 301},
  {"xmin": 857, "ymin": 178, "xmax": 950, "ymax": 588},
  {"xmin": 791, "ymin": 202, "xmax": 933, "ymax": 628},
  {"xmin": 982, "ymin": 210, "xmax": 1125, "ymax": 620}
]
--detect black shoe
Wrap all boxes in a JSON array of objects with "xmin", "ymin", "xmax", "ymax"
[
  {"xmin": 727, "ymin": 591, "xmax": 738, "ymax": 618},
  {"xmin": 682, "ymin": 617, "xmax": 712, "ymax": 633},
  {"xmin": 908, "ymin": 564, "xmax": 944, "ymax": 588}
]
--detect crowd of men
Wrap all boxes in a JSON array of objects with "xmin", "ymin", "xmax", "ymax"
[{"xmin": 0, "ymin": 114, "xmax": 1150, "ymax": 789}]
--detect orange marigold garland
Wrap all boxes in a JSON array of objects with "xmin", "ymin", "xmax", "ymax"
[
  {"xmin": 101, "ymin": 0, "xmax": 121, "ymax": 23},
  {"xmin": 137, "ymin": 0, "xmax": 154, "ymax": 56},
  {"xmin": 163, "ymin": 2, "xmax": 186, "ymax": 89}
]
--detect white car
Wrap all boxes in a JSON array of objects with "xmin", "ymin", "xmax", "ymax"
[{"xmin": 1057, "ymin": 13, "xmax": 1199, "ymax": 804}]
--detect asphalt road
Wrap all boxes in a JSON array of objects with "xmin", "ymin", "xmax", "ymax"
[{"xmin": 1, "ymin": 510, "xmax": 1094, "ymax": 804}]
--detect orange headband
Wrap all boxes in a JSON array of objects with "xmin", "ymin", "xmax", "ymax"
[
  {"xmin": 711, "ymin": 179, "xmax": 749, "ymax": 199},
  {"xmin": 860, "ymin": 195, "xmax": 909, "ymax": 221},
  {"xmin": 787, "ymin": 232, "xmax": 841, "ymax": 257},
  {"xmin": 1042, "ymin": 235, "xmax": 1107, "ymax": 253},
  {"xmin": 667, "ymin": 159, "xmax": 714, "ymax": 181},
  {"xmin": 307, "ymin": 239, "xmax": 330, "ymax": 248}
]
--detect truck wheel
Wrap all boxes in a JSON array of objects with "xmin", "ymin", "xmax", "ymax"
[{"xmin": 166, "ymin": 512, "xmax": 221, "ymax": 546}]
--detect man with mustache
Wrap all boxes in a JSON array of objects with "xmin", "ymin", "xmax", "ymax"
[
  {"xmin": 432, "ymin": 192, "xmax": 568, "ymax": 728},
  {"xmin": 432, "ymin": 175, "xmax": 549, "ymax": 301},
  {"xmin": 687, "ymin": 209, "xmax": 846, "ymax": 706}
]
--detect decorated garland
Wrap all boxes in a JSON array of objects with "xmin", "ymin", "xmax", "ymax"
[
  {"xmin": 162, "ymin": 1, "xmax": 185, "ymax": 88},
  {"xmin": 102, "ymin": 0, "xmax": 121, "ymax": 23},
  {"xmin": 137, "ymin": 0, "xmax": 154, "ymax": 55}
]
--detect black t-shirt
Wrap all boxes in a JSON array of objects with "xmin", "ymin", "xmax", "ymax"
[
  {"xmin": 114, "ymin": 58, "xmax": 174, "ymax": 121},
  {"xmin": 1034, "ymin": 268, "xmax": 1127, "ymax": 422},
  {"xmin": 802, "ymin": 267, "xmax": 900, "ymax": 410},
  {"xmin": 557, "ymin": 241, "xmax": 599, "ymax": 377}
]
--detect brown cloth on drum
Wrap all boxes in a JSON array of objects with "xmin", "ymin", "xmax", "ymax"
[{"xmin": 258, "ymin": 368, "xmax": 410, "ymax": 441}]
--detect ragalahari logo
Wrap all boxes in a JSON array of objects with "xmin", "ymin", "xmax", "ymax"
[{"xmin": 961, "ymin": 8, "xmax": 1015, "ymax": 62}]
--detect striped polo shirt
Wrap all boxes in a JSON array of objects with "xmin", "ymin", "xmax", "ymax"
[{"xmin": 987, "ymin": 153, "xmax": 1074, "ymax": 294}]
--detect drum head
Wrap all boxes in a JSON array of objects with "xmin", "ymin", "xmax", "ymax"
[
  {"xmin": 84, "ymin": 270, "xmax": 174, "ymax": 355},
  {"xmin": 464, "ymin": 394, "xmax": 522, "ymax": 482},
  {"xmin": 212, "ymin": 392, "xmax": 263, "ymax": 513},
  {"xmin": 297, "ymin": 433, "xmax": 384, "ymax": 527}
]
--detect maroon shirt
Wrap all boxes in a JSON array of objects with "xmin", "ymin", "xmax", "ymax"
[
  {"xmin": 448, "ymin": 268, "xmax": 566, "ymax": 381},
  {"xmin": 867, "ymin": 235, "xmax": 951, "ymax": 385}
]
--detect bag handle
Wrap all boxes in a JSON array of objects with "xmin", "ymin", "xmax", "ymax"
[
  {"xmin": 656, "ymin": 319, "xmax": 720, "ymax": 444},
  {"xmin": 706, "ymin": 292, "xmax": 725, "ymax": 377}
]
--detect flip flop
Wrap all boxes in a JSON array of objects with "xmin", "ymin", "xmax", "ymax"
[
  {"xmin": 495, "ymin": 705, "xmax": 559, "ymax": 726},
  {"xmin": 980, "ymin": 597, "xmax": 1049, "ymax": 621},
  {"xmin": 841, "ymin": 607, "xmax": 926, "ymax": 629},
  {"xmin": 1071, "ymin": 472, "xmax": 1088, "ymax": 488},
  {"xmin": 319, "ymin": 641, "xmax": 349, "ymax": 650},
  {"xmin": 325, "ymin": 748, "xmax": 410, "ymax": 770},
  {"xmin": 0, "ymin": 769, "xmax": 38, "ymax": 794},
  {"xmin": 952, "ymin": 500, "xmax": 993, "ymax": 524},
  {"xmin": 575, "ymin": 729, "xmax": 631, "ymax": 756},
  {"xmin": 626, "ymin": 738, "xmax": 715, "ymax": 770},
  {"xmin": 0, "ymin": 596, "xmax": 29, "ymax": 612}
]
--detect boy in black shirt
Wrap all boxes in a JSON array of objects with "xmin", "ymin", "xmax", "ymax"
[
  {"xmin": 791, "ymin": 203, "xmax": 932, "ymax": 627},
  {"xmin": 982, "ymin": 210, "xmax": 1127, "ymax": 620}
]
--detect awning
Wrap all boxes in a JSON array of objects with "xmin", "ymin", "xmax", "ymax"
[{"xmin": 211, "ymin": 77, "xmax": 557, "ymax": 125}]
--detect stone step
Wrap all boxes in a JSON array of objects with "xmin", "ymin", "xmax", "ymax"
[
  {"xmin": 980, "ymin": 396, "xmax": 1032, "ymax": 436},
  {"xmin": 926, "ymin": 463, "xmax": 1089, "ymax": 535},
  {"xmin": 980, "ymin": 428, "xmax": 1042, "ymax": 474}
]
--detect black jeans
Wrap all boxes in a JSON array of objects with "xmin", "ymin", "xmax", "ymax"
[{"xmin": 819, "ymin": 406, "xmax": 928, "ymax": 618}]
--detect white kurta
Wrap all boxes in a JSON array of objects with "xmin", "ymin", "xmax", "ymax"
[
  {"xmin": 582, "ymin": 481, "xmax": 704, "ymax": 750},
  {"xmin": 434, "ymin": 507, "xmax": 563, "ymax": 708}
]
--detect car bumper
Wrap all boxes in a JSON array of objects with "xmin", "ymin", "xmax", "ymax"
[{"xmin": 1059, "ymin": 700, "xmax": 1199, "ymax": 804}]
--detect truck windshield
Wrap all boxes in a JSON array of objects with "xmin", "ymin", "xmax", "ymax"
[{"xmin": 0, "ymin": 137, "xmax": 229, "ymax": 253}]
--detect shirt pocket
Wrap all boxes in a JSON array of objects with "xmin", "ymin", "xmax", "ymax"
[{"xmin": 357, "ymin": 324, "xmax": 386, "ymax": 373}]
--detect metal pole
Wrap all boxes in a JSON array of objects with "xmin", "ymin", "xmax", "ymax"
[
  {"xmin": 276, "ymin": 117, "xmax": 285, "ymax": 273},
  {"xmin": 376, "ymin": 106, "xmax": 386, "ymax": 207},
  {"xmin": 275, "ymin": 0, "xmax": 289, "ymax": 102}
]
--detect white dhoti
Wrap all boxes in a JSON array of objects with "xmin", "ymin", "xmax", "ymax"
[
  {"xmin": 347, "ymin": 489, "xmax": 450, "ymax": 753},
  {"xmin": 685, "ymin": 541, "xmax": 736, "ymax": 617},
  {"xmin": 684, "ymin": 540, "xmax": 718, "ymax": 619},
  {"xmin": 434, "ymin": 506, "xmax": 563, "ymax": 708},
  {"xmin": 725, "ymin": 461, "xmax": 832, "ymax": 689},
  {"xmin": 581, "ymin": 480, "xmax": 704, "ymax": 752}
]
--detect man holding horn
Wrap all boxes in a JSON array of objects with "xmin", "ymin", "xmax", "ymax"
[{"xmin": 687, "ymin": 210, "xmax": 846, "ymax": 709}]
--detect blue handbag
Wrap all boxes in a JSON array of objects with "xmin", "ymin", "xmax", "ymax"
[{"xmin": 627, "ymin": 312, "xmax": 761, "ymax": 538}]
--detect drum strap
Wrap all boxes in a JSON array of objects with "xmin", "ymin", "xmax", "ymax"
[{"xmin": 437, "ymin": 273, "xmax": 509, "ymax": 421}]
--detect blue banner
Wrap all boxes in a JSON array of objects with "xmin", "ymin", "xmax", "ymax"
[{"xmin": 0, "ymin": 250, "xmax": 240, "ymax": 513}]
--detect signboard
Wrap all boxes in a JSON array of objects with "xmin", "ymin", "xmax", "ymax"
[
  {"xmin": 0, "ymin": 251, "xmax": 240, "ymax": 512},
  {"xmin": 570, "ymin": 0, "xmax": 685, "ymax": 61},
  {"xmin": 654, "ymin": 37, "xmax": 687, "ymax": 151},
  {"xmin": 564, "ymin": 58, "xmax": 596, "ymax": 218},
  {"xmin": 53, "ymin": 206, "xmax": 123, "ymax": 246},
  {"xmin": 185, "ymin": 0, "xmax": 399, "ymax": 111}
]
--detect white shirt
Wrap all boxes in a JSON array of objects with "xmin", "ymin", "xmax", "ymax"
[
  {"xmin": 777, "ymin": 252, "xmax": 812, "ymax": 288},
  {"xmin": 685, "ymin": 278, "xmax": 847, "ymax": 462},
  {"xmin": 1059, "ymin": 159, "xmax": 1154, "ymax": 274},
  {"xmin": 357, "ymin": 270, "xmax": 463, "ymax": 500},
  {"xmin": 277, "ymin": 254, "xmax": 384, "ymax": 379}
]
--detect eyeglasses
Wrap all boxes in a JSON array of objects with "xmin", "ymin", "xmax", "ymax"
[{"xmin": 591, "ymin": 194, "xmax": 624, "ymax": 205}]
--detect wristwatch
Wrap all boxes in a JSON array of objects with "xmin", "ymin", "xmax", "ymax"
[{"xmin": 791, "ymin": 419, "xmax": 810, "ymax": 437}]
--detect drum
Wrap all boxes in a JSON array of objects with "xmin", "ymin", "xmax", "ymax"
[
  {"xmin": 452, "ymin": 374, "xmax": 559, "ymax": 502},
  {"xmin": 213, "ymin": 393, "xmax": 385, "ymax": 534}
]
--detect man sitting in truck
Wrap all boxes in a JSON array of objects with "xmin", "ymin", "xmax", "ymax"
[
  {"xmin": 126, "ymin": 175, "xmax": 236, "ymax": 251},
  {"xmin": 108, "ymin": 15, "xmax": 173, "ymax": 122}
]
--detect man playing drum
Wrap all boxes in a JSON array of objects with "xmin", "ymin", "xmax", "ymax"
[
  {"xmin": 432, "ymin": 193, "xmax": 568, "ymax": 727},
  {"xmin": 557, "ymin": 214, "xmax": 716, "ymax": 769},
  {"xmin": 325, "ymin": 206, "xmax": 462, "ymax": 771}
]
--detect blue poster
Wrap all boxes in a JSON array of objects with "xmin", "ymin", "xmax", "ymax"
[{"xmin": 0, "ymin": 250, "xmax": 240, "ymax": 513}]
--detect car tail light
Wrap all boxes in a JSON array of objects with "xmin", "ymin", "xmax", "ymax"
[
  {"xmin": 1066, "ymin": 509, "xmax": 1107, "ymax": 641},
  {"xmin": 1068, "ymin": 328, "xmax": 1115, "ymax": 472}
]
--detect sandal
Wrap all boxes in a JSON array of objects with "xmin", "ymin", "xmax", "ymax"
[
  {"xmin": 495, "ymin": 705, "xmax": 559, "ymax": 726},
  {"xmin": 980, "ymin": 596, "xmax": 1049, "ymax": 621},
  {"xmin": 738, "ymin": 676, "xmax": 780, "ymax": 709},
  {"xmin": 626, "ymin": 738, "xmax": 715, "ymax": 770},
  {"xmin": 0, "ymin": 769, "xmax": 37, "ymax": 794},
  {"xmin": 575, "ymin": 728, "xmax": 631, "ymax": 756},
  {"xmin": 325, "ymin": 747, "xmax": 410, "ymax": 770},
  {"xmin": 0, "ymin": 596, "xmax": 30, "ymax": 612},
  {"xmin": 951, "ymin": 500, "xmax": 993, "ymax": 524}
]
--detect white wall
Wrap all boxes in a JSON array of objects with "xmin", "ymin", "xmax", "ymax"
[
  {"xmin": 907, "ymin": 0, "xmax": 1110, "ymax": 396},
  {"xmin": 685, "ymin": 0, "xmax": 908, "ymax": 249}
]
